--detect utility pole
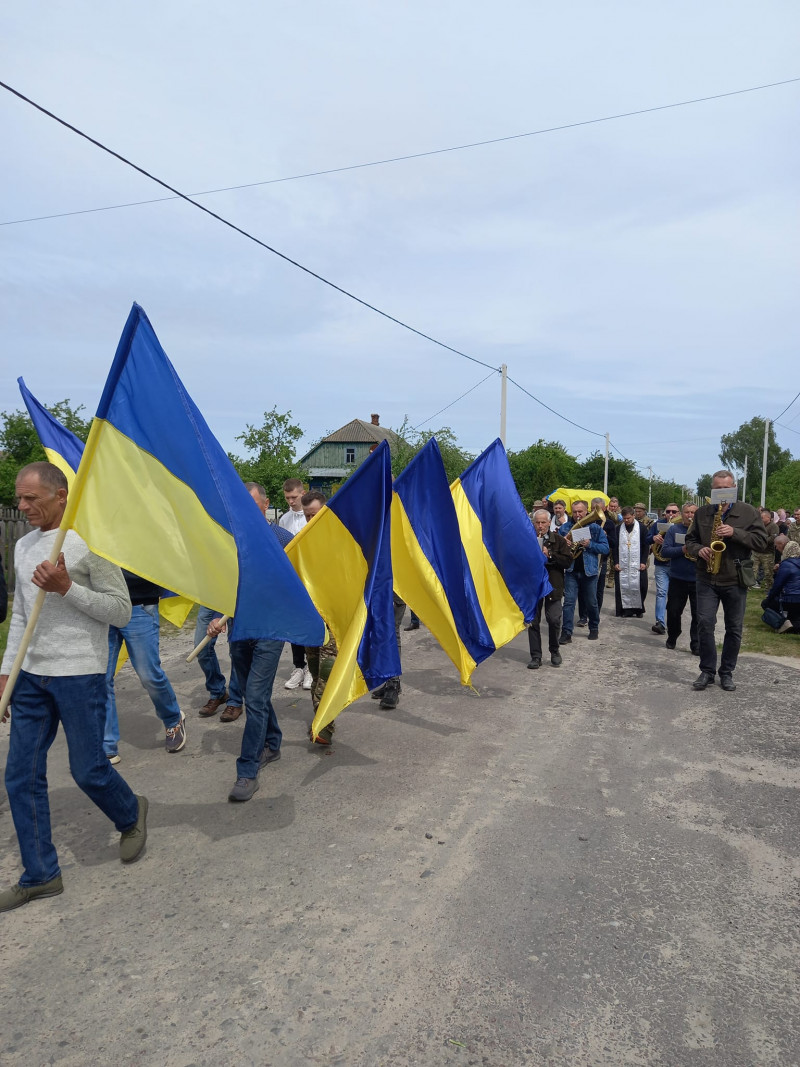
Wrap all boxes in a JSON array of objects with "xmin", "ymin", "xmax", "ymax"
[
  {"xmin": 742, "ymin": 454, "xmax": 748, "ymax": 504},
  {"xmin": 603, "ymin": 433, "xmax": 609, "ymax": 495},
  {"xmin": 499, "ymin": 364, "xmax": 507, "ymax": 447},
  {"xmin": 760, "ymin": 418, "xmax": 769, "ymax": 507},
  {"xmin": 647, "ymin": 466, "xmax": 653, "ymax": 513}
]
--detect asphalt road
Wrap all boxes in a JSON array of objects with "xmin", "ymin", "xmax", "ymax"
[{"xmin": 1, "ymin": 598, "xmax": 798, "ymax": 1066}]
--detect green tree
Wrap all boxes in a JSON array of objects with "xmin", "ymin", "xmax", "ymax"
[
  {"xmin": 766, "ymin": 460, "xmax": 800, "ymax": 511},
  {"xmin": 719, "ymin": 417, "xmax": 792, "ymax": 505},
  {"xmin": 228, "ymin": 407, "xmax": 308, "ymax": 503},
  {"xmin": 577, "ymin": 452, "xmax": 648, "ymax": 507},
  {"xmin": 696, "ymin": 473, "xmax": 712, "ymax": 500},
  {"xmin": 507, "ymin": 440, "xmax": 580, "ymax": 510},
  {"xmin": 0, "ymin": 400, "xmax": 91, "ymax": 505},
  {"xmin": 391, "ymin": 421, "xmax": 474, "ymax": 484}
]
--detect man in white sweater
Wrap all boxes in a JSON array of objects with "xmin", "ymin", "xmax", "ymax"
[{"xmin": 0, "ymin": 463, "xmax": 148, "ymax": 913}]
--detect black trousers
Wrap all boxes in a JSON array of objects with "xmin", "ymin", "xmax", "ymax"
[
  {"xmin": 528, "ymin": 597, "xmax": 563, "ymax": 660},
  {"xmin": 666, "ymin": 577, "xmax": 698, "ymax": 650}
]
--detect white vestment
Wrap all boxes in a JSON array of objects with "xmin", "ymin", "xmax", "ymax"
[{"xmin": 618, "ymin": 521, "xmax": 643, "ymax": 610}]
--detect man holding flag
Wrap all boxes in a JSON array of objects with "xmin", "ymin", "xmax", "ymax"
[{"xmin": 0, "ymin": 462, "xmax": 148, "ymax": 913}]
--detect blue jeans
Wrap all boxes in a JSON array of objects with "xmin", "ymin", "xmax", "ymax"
[
  {"xmin": 194, "ymin": 606, "xmax": 242, "ymax": 705},
  {"xmin": 654, "ymin": 564, "xmax": 670, "ymax": 627},
  {"xmin": 229, "ymin": 639, "xmax": 284, "ymax": 779},
  {"xmin": 696, "ymin": 581, "xmax": 748, "ymax": 676},
  {"xmin": 5, "ymin": 671, "xmax": 139, "ymax": 886},
  {"xmin": 104, "ymin": 603, "xmax": 182, "ymax": 755},
  {"xmin": 563, "ymin": 571, "xmax": 600, "ymax": 634}
]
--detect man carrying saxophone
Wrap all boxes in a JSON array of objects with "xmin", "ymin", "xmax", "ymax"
[{"xmin": 685, "ymin": 470, "xmax": 768, "ymax": 692}]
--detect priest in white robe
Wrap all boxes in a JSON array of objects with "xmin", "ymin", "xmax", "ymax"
[{"xmin": 611, "ymin": 507, "xmax": 649, "ymax": 617}]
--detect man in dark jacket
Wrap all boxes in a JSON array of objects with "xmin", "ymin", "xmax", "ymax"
[
  {"xmin": 528, "ymin": 510, "xmax": 573, "ymax": 668},
  {"xmin": 685, "ymin": 470, "xmax": 768, "ymax": 691},
  {"xmin": 661, "ymin": 502, "xmax": 698, "ymax": 653},
  {"xmin": 610, "ymin": 507, "xmax": 649, "ymax": 617}
]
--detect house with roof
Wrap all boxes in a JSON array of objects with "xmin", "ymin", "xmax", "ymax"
[{"xmin": 300, "ymin": 414, "xmax": 401, "ymax": 494}]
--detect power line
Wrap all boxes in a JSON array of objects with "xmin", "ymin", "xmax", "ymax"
[
  {"xmin": 773, "ymin": 389, "xmax": 800, "ymax": 423},
  {"xmin": 0, "ymin": 79, "xmax": 498, "ymax": 375},
  {"xmin": 776, "ymin": 422, "xmax": 800, "ymax": 438},
  {"xmin": 3, "ymin": 76, "xmax": 799, "ymax": 228},
  {"xmin": 505, "ymin": 375, "xmax": 604, "ymax": 438},
  {"xmin": 413, "ymin": 370, "xmax": 498, "ymax": 429}
]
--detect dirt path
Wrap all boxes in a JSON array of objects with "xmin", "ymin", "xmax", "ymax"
[{"xmin": 1, "ymin": 596, "xmax": 798, "ymax": 1066}]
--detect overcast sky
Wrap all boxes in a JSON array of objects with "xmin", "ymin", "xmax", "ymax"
[{"xmin": 2, "ymin": 1, "xmax": 798, "ymax": 492}]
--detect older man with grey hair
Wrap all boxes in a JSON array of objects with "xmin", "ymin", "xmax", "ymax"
[{"xmin": 528, "ymin": 509, "xmax": 573, "ymax": 668}]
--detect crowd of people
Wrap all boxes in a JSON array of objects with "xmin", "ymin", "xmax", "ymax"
[
  {"xmin": 0, "ymin": 460, "xmax": 797, "ymax": 914},
  {"xmin": 527, "ymin": 476, "xmax": 800, "ymax": 691}
]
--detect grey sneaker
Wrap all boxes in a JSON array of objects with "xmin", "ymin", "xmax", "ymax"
[
  {"xmin": 120, "ymin": 796, "xmax": 148, "ymax": 863},
  {"xmin": 0, "ymin": 875, "xmax": 64, "ymax": 913},
  {"xmin": 228, "ymin": 777, "xmax": 259, "ymax": 802},
  {"xmin": 258, "ymin": 747, "xmax": 281, "ymax": 771},
  {"xmin": 165, "ymin": 713, "xmax": 186, "ymax": 753}
]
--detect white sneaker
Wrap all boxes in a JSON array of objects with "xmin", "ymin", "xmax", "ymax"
[
  {"xmin": 107, "ymin": 753, "xmax": 121, "ymax": 765},
  {"xmin": 302, "ymin": 667, "xmax": 313, "ymax": 690},
  {"xmin": 284, "ymin": 667, "xmax": 304, "ymax": 690}
]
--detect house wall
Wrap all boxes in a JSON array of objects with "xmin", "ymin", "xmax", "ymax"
[{"xmin": 303, "ymin": 441, "xmax": 375, "ymax": 467}]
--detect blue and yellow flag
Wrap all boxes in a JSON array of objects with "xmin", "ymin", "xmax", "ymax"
[
  {"xmin": 451, "ymin": 439, "xmax": 551, "ymax": 647},
  {"xmin": 19, "ymin": 376, "xmax": 194, "ymax": 638},
  {"xmin": 286, "ymin": 439, "xmax": 399, "ymax": 738},
  {"xmin": 18, "ymin": 377, "xmax": 85, "ymax": 487},
  {"xmin": 60, "ymin": 302, "xmax": 324, "ymax": 646},
  {"xmin": 392, "ymin": 438, "xmax": 495, "ymax": 685}
]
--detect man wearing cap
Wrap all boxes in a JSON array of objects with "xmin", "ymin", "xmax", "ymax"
[
  {"xmin": 661, "ymin": 502, "xmax": 699, "ymax": 653},
  {"xmin": 634, "ymin": 503, "xmax": 653, "ymax": 530},
  {"xmin": 646, "ymin": 503, "xmax": 680, "ymax": 635}
]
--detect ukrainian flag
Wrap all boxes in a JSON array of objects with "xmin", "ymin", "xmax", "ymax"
[
  {"xmin": 286, "ymin": 439, "xmax": 400, "ymax": 739},
  {"xmin": 18, "ymin": 377, "xmax": 85, "ymax": 487},
  {"xmin": 60, "ymin": 303, "xmax": 324, "ymax": 646},
  {"xmin": 19, "ymin": 376, "xmax": 195, "ymax": 637},
  {"xmin": 451, "ymin": 439, "xmax": 551, "ymax": 647},
  {"xmin": 392, "ymin": 438, "xmax": 495, "ymax": 684}
]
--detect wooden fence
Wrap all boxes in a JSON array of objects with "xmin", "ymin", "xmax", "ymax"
[{"xmin": 1, "ymin": 508, "xmax": 30, "ymax": 594}]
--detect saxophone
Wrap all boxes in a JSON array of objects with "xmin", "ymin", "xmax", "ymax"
[
  {"xmin": 652, "ymin": 513, "xmax": 680, "ymax": 563},
  {"xmin": 708, "ymin": 503, "xmax": 726, "ymax": 575}
]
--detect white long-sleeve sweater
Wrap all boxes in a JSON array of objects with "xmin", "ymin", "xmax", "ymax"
[{"xmin": 1, "ymin": 528, "xmax": 132, "ymax": 677}]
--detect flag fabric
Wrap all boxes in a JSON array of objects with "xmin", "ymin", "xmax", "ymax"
[
  {"xmin": 547, "ymin": 487, "xmax": 609, "ymax": 511},
  {"xmin": 18, "ymin": 377, "xmax": 85, "ymax": 487},
  {"xmin": 391, "ymin": 438, "xmax": 495, "ymax": 685},
  {"xmin": 286, "ymin": 439, "xmax": 399, "ymax": 738},
  {"xmin": 60, "ymin": 302, "xmax": 324, "ymax": 646},
  {"xmin": 451, "ymin": 439, "xmax": 551, "ymax": 648},
  {"xmin": 20, "ymin": 374, "xmax": 195, "ymax": 643}
]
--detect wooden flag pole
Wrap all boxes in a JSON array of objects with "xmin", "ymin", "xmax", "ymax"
[
  {"xmin": 186, "ymin": 615, "xmax": 229, "ymax": 663},
  {"xmin": 0, "ymin": 527, "xmax": 68, "ymax": 720}
]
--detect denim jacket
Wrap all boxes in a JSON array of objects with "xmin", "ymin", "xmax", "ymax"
[{"xmin": 561, "ymin": 521, "xmax": 609, "ymax": 577}]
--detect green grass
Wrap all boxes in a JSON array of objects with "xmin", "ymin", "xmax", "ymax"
[
  {"xmin": 0, "ymin": 602, "xmax": 9, "ymax": 662},
  {"xmin": 740, "ymin": 586, "xmax": 800, "ymax": 658}
]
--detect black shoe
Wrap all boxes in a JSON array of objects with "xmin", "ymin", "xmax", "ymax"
[
  {"xmin": 719, "ymin": 674, "xmax": 737, "ymax": 692},
  {"xmin": 651, "ymin": 622, "xmax": 666, "ymax": 635},
  {"xmin": 550, "ymin": 651, "xmax": 562, "ymax": 667},
  {"xmin": 371, "ymin": 684, "xmax": 386, "ymax": 700},
  {"xmin": 576, "ymin": 618, "xmax": 588, "ymax": 628},
  {"xmin": 692, "ymin": 672, "xmax": 714, "ymax": 691},
  {"xmin": 588, "ymin": 630, "xmax": 599, "ymax": 640},
  {"xmin": 403, "ymin": 622, "xmax": 420, "ymax": 631},
  {"xmin": 558, "ymin": 632, "xmax": 572, "ymax": 645},
  {"xmin": 690, "ymin": 645, "xmax": 700, "ymax": 656},
  {"xmin": 665, "ymin": 640, "xmax": 676, "ymax": 650},
  {"xmin": 527, "ymin": 658, "xmax": 541, "ymax": 670},
  {"xmin": 379, "ymin": 678, "xmax": 401, "ymax": 710}
]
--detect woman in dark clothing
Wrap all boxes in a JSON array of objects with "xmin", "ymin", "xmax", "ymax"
[{"xmin": 764, "ymin": 541, "xmax": 800, "ymax": 633}]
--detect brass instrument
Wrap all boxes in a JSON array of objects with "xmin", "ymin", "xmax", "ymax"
[
  {"xmin": 652, "ymin": 514, "xmax": 680, "ymax": 563},
  {"xmin": 568, "ymin": 508, "xmax": 606, "ymax": 557},
  {"xmin": 708, "ymin": 502, "xmax": 726, "ymax": 575}
]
